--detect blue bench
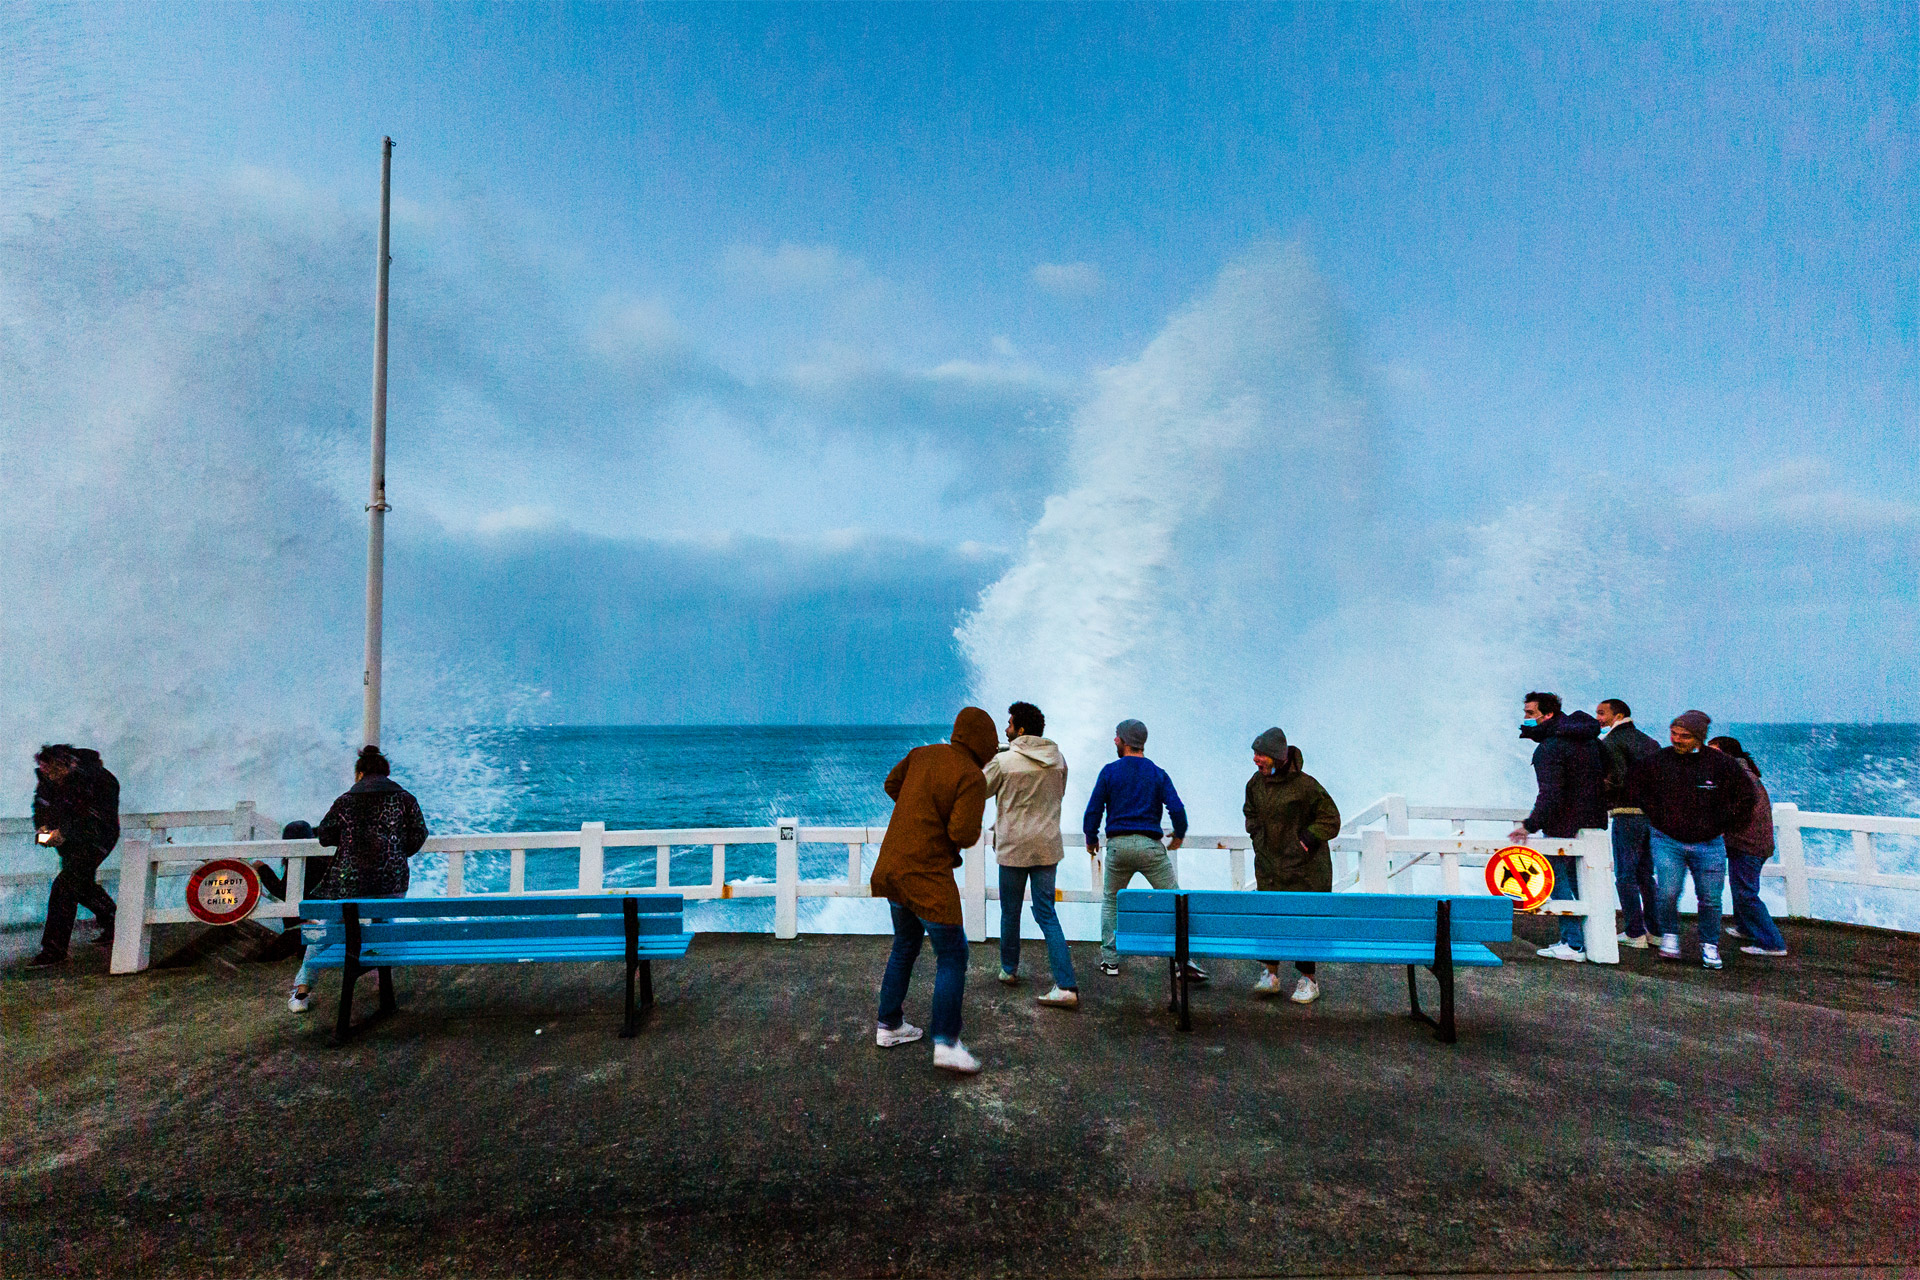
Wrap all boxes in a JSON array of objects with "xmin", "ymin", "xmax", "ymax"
[
  {"xmin": 301, "ymin": 894, "xmax": 690, "ymax": 1042},
  {"xmin": 1115, "ymin": 890, "xmax": 1514, "ymax": 1041}
]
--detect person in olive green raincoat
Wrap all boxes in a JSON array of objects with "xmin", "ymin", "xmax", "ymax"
[{"xmin": 1243, "ymin": 727, "xmax": 1342, "ymax": 1004}]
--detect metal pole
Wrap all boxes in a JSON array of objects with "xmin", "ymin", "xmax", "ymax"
[{"xmin": 362, "ymin": 136, "xmax": 393, "ymax": 748}]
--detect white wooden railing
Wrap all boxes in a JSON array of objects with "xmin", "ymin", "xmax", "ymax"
[
  {"xmin": 0, "ymin": 803, "xmax": 268, "ymax": 890},
  {"xmin": 7, "ymin": 795, "xmax": 1911, "ymax": 975}
]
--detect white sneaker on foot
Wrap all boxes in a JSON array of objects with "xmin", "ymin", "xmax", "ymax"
[
  {"xmin": 1658, "ymin": 933, "xmax": 1682, "ymax": 960},
  {"xmin": 1253, "ymin": 970, "xmax": 1283, "ymax": 997},
  {"xmin": 933, "ymin": 1040, "xmax": 981, "ymax": 1073},
  {"xmin": 1536, "ymin": 942, "xmax": 1587, "ymax": 962},
  {"xmin": 1290, "ymin": 975, "xmax": 1321, "ymax": 1004},
  {"xmin": 1701, "ymin": 943, "xmax": 1723, "ymax": 970},
  {"xmin": 1035, "ymin": 986, "xmax": 1078, "ymax": 1008},
  {"xmin": 996, "ymin": 968, "xmax": 1019, "ymax": 986},
  {"xmin": 1740, "ymin": 945, "xmax": 1788, "ymax": 957},
  {"xmin": 876, "ymin": 1021, "xmax": 924, "ymax": 1048},
  {"xmin": 287, "ymin": 987, "xmax": 310, "ymax": 1013},
  {"xmin": 1617, "ymin": 932, "xmax": 1649, "ymax": 949},
  {"xmin": 1723, "ymin": 925, "xmax": 1746, "ymax": 940}
]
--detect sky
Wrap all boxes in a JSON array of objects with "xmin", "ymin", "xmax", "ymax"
[{"xmin": 1, "ymin": 3, "xmax": 1914, "ymax": 808}]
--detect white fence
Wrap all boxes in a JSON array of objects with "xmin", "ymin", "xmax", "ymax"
[{"xmin": 6, "ymin": 796, "xmax": 1914, "ymax": 974}]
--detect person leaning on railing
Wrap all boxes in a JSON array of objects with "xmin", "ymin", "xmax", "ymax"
[
  {"xmin": 1626, "ymin": 710, "xmax": 1759, "ymax": 970},
  {"xmin": 1708, "ymin": 736, "xmax": 1788, "ymax": 958},
  {"xmin": 285, "ymin": 746, "xmax": 429, "ymax": 1014}
]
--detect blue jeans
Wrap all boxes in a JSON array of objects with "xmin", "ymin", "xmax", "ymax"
[
  {"xmin": 1652, "ymin": 831, "xmax": 1726, "ymax": 947},
  {"xmin": 877, "ymin": 902, "xmax": 968, "ymax": 1046},
  {"xmin": 1547, "ymin": 854, "xmax": 1584, "ymax": 949},
  {"xmin": 1611, "ymin": 813, "xmax": 1657, "ymax": 939},
  {"xmin": 1728, "ymin": 853, "xmax": 1786, "ymax": 951},
  {"xmin": 998, "ymin": 863, "xmax": 1077, "ymax": 990}
]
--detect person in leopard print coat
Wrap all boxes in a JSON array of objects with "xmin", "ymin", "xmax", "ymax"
[{"xmin": 311, "ymin": 746, "xmax": 429, "ymax": 900}]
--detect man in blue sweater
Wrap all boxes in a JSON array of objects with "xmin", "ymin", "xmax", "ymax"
[{"xmin": 1085, "ymin": 719, "xmax": 1205, "ymax": 980}]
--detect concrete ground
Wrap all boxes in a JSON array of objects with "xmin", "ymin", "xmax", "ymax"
[{"xmin": 2, "ymin": 913, "xmax": 1915, "ymax": 1279}]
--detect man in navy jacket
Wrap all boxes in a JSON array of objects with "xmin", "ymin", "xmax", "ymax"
[
  {"xmin": 1508, "ymin": 692, "xmax": 1608, "ymax": 962},
  {"xmin": 1085, "ymin": 718, "xmax": 1202, "ymax": 980}
]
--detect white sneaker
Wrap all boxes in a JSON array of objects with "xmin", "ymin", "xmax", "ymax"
[
  {"xmin": 1658, "ymin": 933, "xmax": 1682, "ymax": 960},
  {"xmin": 876, "ymin": 1021, "xmax": 924, "ymax": 1048},
  {"xmin": 1723, "ymin": 925, "xmax": 1746, "ymax": 940},
  {"xmin": 1617, "ymin": 932, "xmax": 1650, "ymax": 949},
  {"xmin": 1253, "ymin": 970, "xmax": 1283, "ymax": 997},
  {"xmin": 1740, "ymin": 945, "xmax": 1788, "ymax": 957},
  {"xmin": 1701, "ymin": 944, "xmax": 1723, "ymax": 970},
  {"xmin": 1536, "ymin": 942, "xmax": 1587, "ymax": 963},
  {"xmin": 933, "ymin": 1040, "xmax": 981, "ymax": 1074},
  {"xmin": 1035, "ymin": 986, "xmax": 1078, "ymax": 1008},
  {"xmin": 996, "ymin": 968, "xmax": 1020, "ymax": 986},
  {"xmin": 287, "ymin": 987, "xmax": 310, "ymax": 1013},
  {"xmin": 1290, "ymin": 975, "xmax": 1321, "ymax": 1004}
]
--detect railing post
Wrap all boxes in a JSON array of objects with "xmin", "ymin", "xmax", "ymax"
[
  {"xmin": 1361, "ymin": 829, "xmax": 1390, "ymax": 893},
  {"xmin": 1229, "ymin": 845, "xmax": 1246, "ymax": 890},
  {"xmin": 109, "ymin": 836, "xmax": 153, "ymax": 975},
  {"xmin": 1386, "ymin": 794, "xmax": 1409, "ymax": 836},
  {"xmin": 1774, "ymin": 804, "xmax": 1811, "ymax": 918},
  {"xmin": 579, "ymin": 822, "xmax": 605, "ymax": 892},
  {"xmin": 963, "ymin": 835, "xmax": 988, "ymax": 939},
  {"xmin": 1577, "ymin": 827, "xmax": 1619, "ymax": 964},
  {"xmin": 232, "ymin": 801, "xmax": 258, "ymax": 841},
  {"xmin": 774, "ymin": 820, "xmax": 799, "ymax": 939}
]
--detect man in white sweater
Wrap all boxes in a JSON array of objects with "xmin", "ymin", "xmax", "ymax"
[{"xmin": 983, "ymin": 701, "xmax": 1079, "ymax": 1007}]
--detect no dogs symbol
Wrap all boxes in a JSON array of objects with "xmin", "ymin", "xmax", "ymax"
[
  {"xmin": 1485, "ymin": 846, "xmax": 1554, "ymax": 912},
  {"xmin": 185, "ymin": 858, "xmax": 262, "ymax": 926}
]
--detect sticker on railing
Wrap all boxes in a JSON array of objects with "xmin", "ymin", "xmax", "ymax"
[
  {"xmin": 1485, "ymin": 846, "xmax": 1553, "ymax": 911},
  {"xmin": 185, "ymin": 858, "xmax": 262, "ymax": 926}
]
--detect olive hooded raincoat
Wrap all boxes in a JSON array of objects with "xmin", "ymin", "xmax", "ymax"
[{"xmin": 1243, "ymin": 728, "xmax": 1342, "ymax": 892}]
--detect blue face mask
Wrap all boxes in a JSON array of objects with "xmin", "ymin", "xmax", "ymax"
[{"xmin": 1521, "ymin": 718, "xmax": 1539, "ymax": 728}]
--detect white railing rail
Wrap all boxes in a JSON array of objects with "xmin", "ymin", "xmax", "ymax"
[
  {"xmin": 0, "ymin": 803, "xmax": 267, "ymax": 889},
  {"xmin": 8, "ymin": 794, "xmax": 1902, "ymax": 975}
]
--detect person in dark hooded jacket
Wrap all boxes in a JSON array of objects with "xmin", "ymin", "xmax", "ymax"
[
  {"xmin": 1508, "ymin": 693, "xmax": 1607, "ymax": 961},
  {"xmin": 869, "ymin": 706, "xmax": 998, "ymax": 1075},
  {"xmin": 287, "ymin": 746, "xmax": 428, "ymax": 1013},
  {"xmin": 1243, "ymin": 729, "xmax": 1341, "ymax": 1003},
  {"xmin": 28, "ymin": 745, "xmax": 120, "ymax": 966}
]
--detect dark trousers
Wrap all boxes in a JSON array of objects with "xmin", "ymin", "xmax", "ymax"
[
  {"xmin": 41, "ymin": 847, "xmax": 116, "ymax": 958},
  {"xmin": 877, "ymin": 901, "xmax": 968, "ymax": 1045},
  {"xmin": 1611, "ymin": 813, "xmax": 1657, "ymax": 938}
]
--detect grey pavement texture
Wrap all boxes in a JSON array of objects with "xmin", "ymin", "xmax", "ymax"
[{"xmin": 2, "ymin": 913, "xmax": 1916, "ymax": 1278}]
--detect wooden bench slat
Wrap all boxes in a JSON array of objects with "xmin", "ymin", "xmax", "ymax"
[
  {"xmin": 329, "ymin": 916, "xmax": 685, "ymax": 945},
  {"xmin": 1118, "ymin": 889, "xmax": 1515, "ymax": 922},
  {"xmin": 1120, "ymin": 910, "xmax": 1514, "ymax": 945},
  {"xmin": 301, "ymin": 894, "xmax": 683, "ymax": 920},
  {"xmin": 305, "ymin": 936, "xmax": 690, "ymax": 968},
  {"xmin": 1116, "ymin": 933, "xmax": 1503, "ymax": 966}
]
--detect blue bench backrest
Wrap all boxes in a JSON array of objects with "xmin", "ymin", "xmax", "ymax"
[
  {"xmin": 1118, "ymin": 890, "xmax": 1512, "ymax": 945},
  {"xmin": 302, "ymin": 895, "xmax": 685, "ymax": 947}
]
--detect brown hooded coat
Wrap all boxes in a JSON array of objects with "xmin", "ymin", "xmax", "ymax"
[{"xmin": 869, "ymin": 707, "xmax": 998, "ymax": 926}]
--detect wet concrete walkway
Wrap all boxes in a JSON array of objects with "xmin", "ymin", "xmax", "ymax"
[{"xmin": 3, "ymin": 914, "xmax": 1915, "ymax": 1277}]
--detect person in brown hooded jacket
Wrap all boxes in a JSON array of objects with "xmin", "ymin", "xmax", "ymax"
[{"xmin": 869, "ymin": 706, "xmax": 998, "ymax": 1074}]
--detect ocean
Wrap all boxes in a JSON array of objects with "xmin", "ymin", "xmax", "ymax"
[{"xmin": 4, "ymin": 723, "xmax": 1916, "ymax": 934}]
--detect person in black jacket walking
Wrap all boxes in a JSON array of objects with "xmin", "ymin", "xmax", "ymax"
[
  {"xmin": 1507, "ymin": 693, "xmax": 1608, "ymax": 962},
  {"xmin": 1627, "ymin": 710, "xmax": 1758, "ymax": 970},
  {"xmin": 28, "ymin": 745, "xmax": 120, "ymax": 966},
  {"xmin": 287, "ymin": 746, "xmax": 429, "ymax": 1013},
  {"xmin": 1597, "ymin": 698, "xmax": 1663, "ymax": 948}
]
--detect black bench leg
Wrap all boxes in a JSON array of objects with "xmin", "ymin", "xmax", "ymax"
[
  {"xmin": 1435, "ymin": 959, "xmax": 1456, "ymax": 1045},
  {"xmin": 334, "ymin": 963, "xmax": 359, "ymax": 1043},
  {"xmin": 1167, "ymin": 956, "xmax": 1179, "ymax": 1015},
  {"xmin": 620, "ymin": 896, "xmax": 644, "ymax": 1040},
  {"xmin": 376, "ymin": 966, "xmax": 396, "ymax": 1014},
  {"xmin": 1174, "ymin": 893, "xmax": 1192, "ymax": 1033}
]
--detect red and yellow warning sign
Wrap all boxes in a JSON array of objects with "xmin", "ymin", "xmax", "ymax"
[
  {"xmin": 1485, "ymin": 846, "xmax": 1554, "ymax": 911},
  {"xmin": 185, "ymin": 858, "xmax": 261, "ymax": 926}
]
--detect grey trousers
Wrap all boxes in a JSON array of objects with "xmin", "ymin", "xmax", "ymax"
[{"xmin": 1100, "ymin": 834, "xmax": 1178, "ymax": 962}]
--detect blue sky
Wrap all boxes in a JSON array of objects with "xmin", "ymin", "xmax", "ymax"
[{"xmin": 2, "ymin": 2, "xmax": 1914, "ymax": 762}]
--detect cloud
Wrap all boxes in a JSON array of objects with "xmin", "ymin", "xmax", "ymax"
[
  {"xmin": 1030, "ymin": 261, "xmax": 1103, "ymax": 296},
  {"xmin": 720, "ymin": 242, "xmax": 878, "ymax": 294},
  {"xmin": 1685, "ymin": 459, "xmax": 1919, "ymax": 536}
]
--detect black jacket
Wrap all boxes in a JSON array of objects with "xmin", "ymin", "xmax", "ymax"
[
  {"xmin": 1600, "ymin": 721, "xmax": 1663, "ymax": 811},
  {"xmin": 1520, "ymin": 711, "xmax": 1609, "ymax": 838},
  {"xmin": 1628, "ymin": 747, "xmax": 1759, "ymax": 845},
  {"xmin": 313, "ymin": 776, "xmax": 429, "ymax": 900},
  {"xmin": 32, "ymin": 750, "xmax": 121, "ymax": 857}
]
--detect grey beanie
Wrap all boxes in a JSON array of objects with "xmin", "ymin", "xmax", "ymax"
[
  {"xmin": 1251, "ymin": 727, "xmax": 1289, "ymax": 759},
  {"xmin": 1115, "ymin": 718, "xmax": 1149, "ymax": 749},
  {"xmin": 1672, "ymin": 709, "xmax": 1712, "ymax": 738}
]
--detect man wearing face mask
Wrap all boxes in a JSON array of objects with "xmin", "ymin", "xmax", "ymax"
[
  {"xmin": 1626, "ymin": 710, "xmax": 1758, "ymax": 969},
  {"xmin": 1243, "ymin": 729, "xmax": 1342, "ymax": 1002},
  {"xmin": 1507, "ymin": 692, "xmax": 1609, "ymax": 962}
]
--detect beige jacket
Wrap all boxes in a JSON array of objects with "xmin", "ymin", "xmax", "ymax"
[{"xmin": 983, "ymin": 736, "xmax": 1068, "ymax": 867}]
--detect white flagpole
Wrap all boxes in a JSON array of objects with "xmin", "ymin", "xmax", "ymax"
[{"xmin": 362, "ymin": 136, "xmax": 393, "ymax": 748}]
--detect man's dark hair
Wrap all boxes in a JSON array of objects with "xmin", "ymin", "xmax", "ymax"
[
  {"xmin": 1599, "ymin": 698, "xmax": 1632, "ymax": 718},
  {"xmin": 1524, "ymin": 691, "xmax": 1563, "ymax": 717},
  {"xmin": 1007, "ymin": 701, "xmax": 1045, "ymax": 738},
  {"xmin": 355, "ymin": 745, "xmax": 391, "ymax": 777}
]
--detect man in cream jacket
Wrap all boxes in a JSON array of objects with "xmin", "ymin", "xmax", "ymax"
[{"xmin": 983, "ymin": 702, "xmax": 1078, "ymax": 1007}]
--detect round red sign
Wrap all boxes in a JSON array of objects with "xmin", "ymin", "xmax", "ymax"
[
  {"xmin": 185, "ymin": 858, "xmax": 262, "ymax": 926},
  {"xmin": 1485, "ymin": 846, "xmax": 1555, "ymax": 912}
]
